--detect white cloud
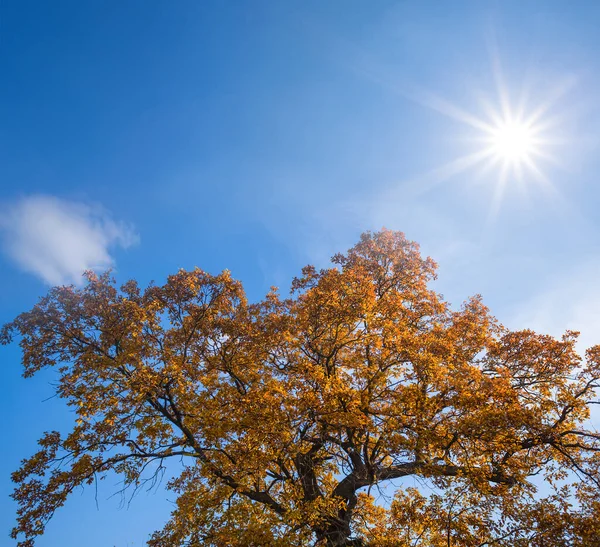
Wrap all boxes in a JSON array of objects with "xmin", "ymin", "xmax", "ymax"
[{"xmin": 0, "ymin": 195, "xmax": 138, "ymax": 286}]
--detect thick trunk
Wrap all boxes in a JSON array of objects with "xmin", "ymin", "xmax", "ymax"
[
  {"xmin": 316, "ymin": 523, "xmax": 364, "ymax": 547},
  {"xmin": 314, "ymin": 507, "xmax": 364, "ymax": 547}
]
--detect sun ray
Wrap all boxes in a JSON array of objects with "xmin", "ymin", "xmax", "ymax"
[
  {"xmin": 407, "ymin": 89, "xmax": 496, "ymax": 132},
  {"xmin": 403, "ymin": 78, "xmax": 567, "ymax": 215},
  {"xmin": 351, "ymin": 37, "xmax": 571, "ymax": 216},
  {"xmin": 522, "ymin": 155, "xmax": 559, "ymax": 197},
  {"xmin": 403, "ymin": 149, "xmax": 493, "ymax": 196},
  {"xmin": 524, "ymin": 75, "xmax": 577, "ymax": 127},
  {"xmin": 489, "ymin": 42, "xmax": 512, "ymax": 122},
  {"xmin": 486, "ymin": 159, "xmax": 510, "ymax": 225}
]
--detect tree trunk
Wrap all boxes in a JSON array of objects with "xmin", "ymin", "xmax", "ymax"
[{"xmin": 315, "ymin": 516, "xmax": 364, "ymax": 547}]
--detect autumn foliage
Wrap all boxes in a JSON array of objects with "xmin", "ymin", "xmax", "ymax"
[{"xmin": 2, "ymin": 230, "xmax": 600, "ymax": 546}]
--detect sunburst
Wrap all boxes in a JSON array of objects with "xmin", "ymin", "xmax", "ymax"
[
  {"xmin": 396, "ymin": 74, "xmax": 570, "ymax": 218},
  {"xmin": 487, "ymin": 118, "xmax": 539, "ymax": 165},
  {"xmin": 355, "ymin": 48, "xmax": 575, "ymax": 220}
]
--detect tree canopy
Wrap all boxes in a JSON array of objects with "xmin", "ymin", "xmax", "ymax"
[{"xmin": 3, "ymin": 229, "xmax": 600, "ymax": 546}]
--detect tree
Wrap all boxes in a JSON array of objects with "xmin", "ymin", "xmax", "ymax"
[{"xmin": 2, "ymin": 229, "xmax": 600, "ymax": 547}]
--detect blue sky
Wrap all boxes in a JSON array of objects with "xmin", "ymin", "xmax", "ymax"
[{"xmin": 2, "ymin": 1, "xmax": 600, "ymax": 545}]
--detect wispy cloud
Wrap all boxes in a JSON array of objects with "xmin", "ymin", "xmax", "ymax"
[
  {"xmin": 511, "ymin": 262, "xmax": 600, "ymax": 428},
  {"xmin": 510, "ymin": 260, "xmax": 600, "ymax": 354},
  {"xmin": 0, "ymin": 195, "xmax": 138, "ymax": 286}
]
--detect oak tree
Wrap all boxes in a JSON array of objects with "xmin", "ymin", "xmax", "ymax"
[{"xmin": 3, "ymin": 230, "xmax": 600, "ymax": 546}]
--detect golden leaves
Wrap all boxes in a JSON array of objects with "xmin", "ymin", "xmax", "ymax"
[{"xmin": 3, "ymin": 230, "xmax": 600, "ymax": 546}]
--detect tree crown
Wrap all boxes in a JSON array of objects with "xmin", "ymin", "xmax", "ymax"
[{"xmin": 3, "ymin": 229, "xmax": 600, "ymax": 546}]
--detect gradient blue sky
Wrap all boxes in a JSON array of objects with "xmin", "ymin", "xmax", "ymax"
[{"xmin": 2, "ymin": 1, "xmax": 600, "ymax": 545}]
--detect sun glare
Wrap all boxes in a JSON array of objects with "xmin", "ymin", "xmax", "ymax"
[
  {"xmin": 379, "ymin": 52, "xmax": 574, "ymax": 217},
  {"xmin": 488, "ymin": 120, "xmax": 537, "ymax": 163}
]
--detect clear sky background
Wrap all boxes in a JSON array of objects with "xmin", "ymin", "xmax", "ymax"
[{"xmin": 2, "ymin": 1, "xmax": 600, "ymax": 545}]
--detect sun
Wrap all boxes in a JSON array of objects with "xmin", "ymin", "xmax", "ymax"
[
  {"xmin": 488, "ymin": 119, "xmax": 538, "ymax": 164},
  {"xmin": 381, "ymin": 57, "xmax": 573, "ymax": 216}
]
